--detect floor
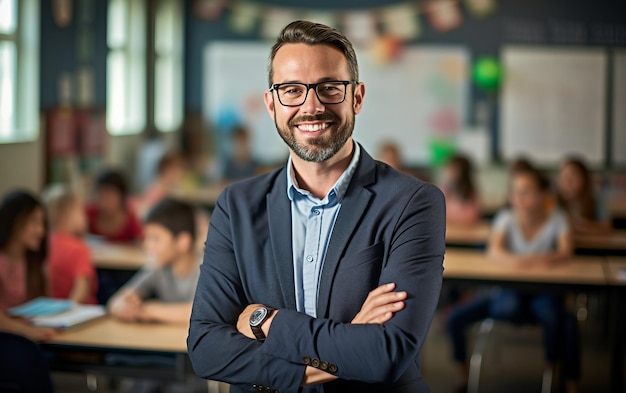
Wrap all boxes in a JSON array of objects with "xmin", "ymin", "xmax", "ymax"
[{"xmin": 51, "ymin": 304, "xmax": 619, "ymax": 393}]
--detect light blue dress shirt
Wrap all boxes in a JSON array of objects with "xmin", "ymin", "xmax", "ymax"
[{"xmin": 287, "ymin": 142, "xmax": 361, "ymax": 317}]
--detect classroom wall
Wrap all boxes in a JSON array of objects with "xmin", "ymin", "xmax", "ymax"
[{"xmin": 0, "ymin": 140, "xmax": 44, "ymax": 197}]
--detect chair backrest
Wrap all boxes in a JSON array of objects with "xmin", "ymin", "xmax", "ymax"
[{"xmin": 0, "ymin": 332, "xmax": 54, "ymax": 393}]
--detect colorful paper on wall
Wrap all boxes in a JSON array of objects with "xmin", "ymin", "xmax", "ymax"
[
  {"xmin": 229, "ymin": 1, "xmax": 260, "ymax": 35},
  {"xmin": 425, "ymin": 0, "xmax": 463, "ymax": 33},
  {"xmin": 261, "ymin": 7, "xmax": 299, "ymax": 40},
  {"xmin": 342, "ymin": 11, "xmax": 378, "ymax": 46},
  {"xmin": 381, "ymin": 3, "xmax": 421, "ymax": 40}
]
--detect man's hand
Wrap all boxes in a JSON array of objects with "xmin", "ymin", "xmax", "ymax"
[{"xmin": 351, "ymin": 283, "xmax": 406, "ymax": 324}]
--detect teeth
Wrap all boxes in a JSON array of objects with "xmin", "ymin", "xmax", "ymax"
[{"xmin": 298, "ymin": 123, "xmax": 329, "ymax": 132}]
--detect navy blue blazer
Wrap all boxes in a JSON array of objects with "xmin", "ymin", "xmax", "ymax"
[{"xmin": 188, "ymin": 147, "xmax": 445, "ymax": 393}]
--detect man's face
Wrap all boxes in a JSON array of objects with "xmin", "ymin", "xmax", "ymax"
[{"xmin": 264, "ymin": 43, "xmax": 364, "ymax": 163}]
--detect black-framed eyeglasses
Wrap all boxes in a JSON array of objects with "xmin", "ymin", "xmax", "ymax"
[{"xmin": 269, "ymin": 80, "xmax": 358, "ymax": 107}]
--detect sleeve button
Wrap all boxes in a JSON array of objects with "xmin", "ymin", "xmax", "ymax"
[
  {"xmin": 302, "ymin": 356, "xmax": 311, "ymax": 365},
  {"xmin": 311, "ymin": 358, "xmax": 320, "ymax": 368},
  {"xmin": 328, "ymin": 363, "xmax": 338, "ymax": 373},
  {"xmin": 320, "ymin": 361, "xmax": 328, "ymax": 370}
]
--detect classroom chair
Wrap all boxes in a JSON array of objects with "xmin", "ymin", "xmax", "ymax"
[
  {"xmin": 0, "ymin": 332, "xmax": 54, "ymax": 393},
  {"xmin": 467, "ymin": 318, "xmax": 552, "ymax": 393}
]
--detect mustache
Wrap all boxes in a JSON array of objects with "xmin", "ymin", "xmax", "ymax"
[{"xmin": 288, "ymin": 114, "xmax": 339, "ymax": 127}]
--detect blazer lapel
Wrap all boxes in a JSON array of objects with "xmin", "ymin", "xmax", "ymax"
[
  {"xmin": 316, "ymin": 148, "xmax": 376, "ymax": 317},
  {"xmin": 267, "ymin": 170, "xmax": 297, "ymax": 309}
]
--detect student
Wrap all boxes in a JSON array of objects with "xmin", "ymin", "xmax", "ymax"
[
  {"xmin": 86, "ymin": 169, "xmax": 143, "ymax": 243},
  {"xmin": 556, "ymin": 155, "xmax": 612, "ymax": 236},
  {"xmin": 446, "ymin": 167, "xmax": 580, "ymax": 393},
  {"xmin": 377, "ymin": 140, "xmax": 404, "ymax": 172},
  {"xmin": 0, "ymin": 190, "xmax": 56, "ymax": 341},
  {"xmin": 45, "ymin": 186, "xmax": 98, "ymax": 304},
  {"xmin": 440, "ymin": 153, "xmax": 481, "ymax": 226},
  {"xmin": 220, "ymin": 125, "xmax": 260, "ymax": 183},
  {"xmin": 188, "ymin": 21, "xmax": 444, "ymax": 393},
  {"xmin": 137, "ymin": 152, "xmax": 187, "ymax": 218},
  {"xmin": 107, "ymin": 198, "xmax": 199, "ymax": 324}
]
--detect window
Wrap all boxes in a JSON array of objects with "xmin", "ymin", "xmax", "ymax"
[
  {"xmin": 106, "ymin": 0, "xmax": 146, "ymax": 135},
  {"xmin": 154, "ymin": 0, "xmax": 184, "ymax": 132},
  {"xmin": 0, "ymin": 0, "xmax": 39, "ymax": 143}
]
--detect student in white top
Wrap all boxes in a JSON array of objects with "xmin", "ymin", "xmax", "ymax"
[{"xmin": 447, "ymin": 166, "xmax": 581, "ymax": 393}]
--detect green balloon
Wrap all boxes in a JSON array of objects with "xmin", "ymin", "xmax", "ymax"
[{"xmin": 473, "ymin": 57, "xmax": 502, "ymax": 90}]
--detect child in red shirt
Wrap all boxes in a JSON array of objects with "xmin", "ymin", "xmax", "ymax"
[
  {"xmin": 46, "ymin": 187, "xmax": 98, "ymax": 304},
  {"xmin": 87, "ymin": 169, "xmax": 143, "ymax": 243}
]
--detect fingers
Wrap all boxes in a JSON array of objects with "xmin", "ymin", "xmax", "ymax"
[{"xmin": 352, "ymin": 283, "xmax": 407, "ymax": 324}]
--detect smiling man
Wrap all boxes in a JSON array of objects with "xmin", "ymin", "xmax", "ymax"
[{"xmin": 188, "ymin": 20, "xmax": 445, "ymax": 393}]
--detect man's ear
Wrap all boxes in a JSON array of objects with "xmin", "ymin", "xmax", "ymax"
[
  {"xmin": 264, "ymin": 90, "xmax": 276, "ymax": 121},
  {"xmin": 353, "ymin": 82, "xmax": 365, "ymax": 115}
]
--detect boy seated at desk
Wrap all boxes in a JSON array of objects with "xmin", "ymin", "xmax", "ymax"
[
  {"xmin": 108, "ymin": 198, "xmax": 199, "ymax": 324},
  {"xmin": 447, "ymin": 166, "xmax": 581, "ymax": 393}
]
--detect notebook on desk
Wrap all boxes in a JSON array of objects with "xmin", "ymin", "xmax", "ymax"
[{"xmin": 9, "ymin": 297, "xmax": 106, "ymax": 328}]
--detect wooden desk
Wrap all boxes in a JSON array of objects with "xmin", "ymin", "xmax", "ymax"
[
  {"xmin": 443, "ymin": 249, "xmax": 606, "ymax": 286},
  {"xmin": 445, "ymin": 221, "xmax": 490, "ymax": 247},
  {"xmin": 574, "ymin": 230, "xmax": 626, "ymax": 253},
  {"xmin": 49, "ymin": 317, "xmax": 188, "ymax": 352},
  {"xmin": 605, "ymin": 257, "xmax": 626, "ymax": 286},
  {"xmin": 89, "ymin": 242, "xmax": 149, "ymax": 271},
  {"xmin": 44, "ymin": 317, "xmax": 191, "ymax": 382}
]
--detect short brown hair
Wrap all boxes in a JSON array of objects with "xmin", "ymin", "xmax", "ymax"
[{"xmin": 268, "ymin": 20, "xmax": 359, "ymax": 87}]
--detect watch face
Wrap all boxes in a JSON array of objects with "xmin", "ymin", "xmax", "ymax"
[{"xmin": 250, "ymin": 307, "xmax": 268, "ymax": 327}]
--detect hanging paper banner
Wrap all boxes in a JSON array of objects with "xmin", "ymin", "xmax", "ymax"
[
  {"xmin": 301, "ymin": 11, "xmax": 338, "ymax": 29},
  {"xmin": 193, "ymin": 0, "xmax": 227, "ymax": 21},
  {"xmin": 342, "ymin": 11, "xmax": 379, "ymax": 47},
  {"xmin": 370, "ymin": 35, "xmax": 404, "ymax": 66},
  {"xmin": 425, "ymin": 0, "xmax": 463, "ymax": 33},
  {"xmin": 53, "ymin": 0, "xmax": 73, "ymax": 27},
  {"xmin": 381, "ymin": 3, "xmax": 421, "ymax": 40},
  {"xmin": 229, "ymin": 1, "xmax": 260, "ymax": 34},
  {"xmin": 465, "ymin": 0, "xmax": 497, "ymax": 18},
  {"xmin": 261, "ymin": 7, "xmax": 299, "ymax": 40}
]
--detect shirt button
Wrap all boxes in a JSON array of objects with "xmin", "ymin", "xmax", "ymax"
[
  {"xmin": 306, "ymin": 255, "xmax": 314, "ymax": 263},
  {"xmin": 313, "ymin": 209, "xmax": 320, "ymax": 215}
]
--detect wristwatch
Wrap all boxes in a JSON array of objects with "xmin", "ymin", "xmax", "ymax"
[{"xmin": 249, "ymin": 306, "xmax": 274, "ymax": 341}]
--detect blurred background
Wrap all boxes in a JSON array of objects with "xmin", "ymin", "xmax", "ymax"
[
  {"xmin": 0, "ymin": 0, "xmax": 624, "ymax": 200},
  {"xmin": 0, "ymin": 1, "xmax": 625, "ymax": 392}
]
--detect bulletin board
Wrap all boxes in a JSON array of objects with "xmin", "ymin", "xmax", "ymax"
[
  {"xmin": 204, "ymin": 42, "xmax": 469, "ymax": 165},
  {"xmin": 613, "ymin": 50, "xmax": 626, "ymax": 166},
  {"xmin": 499, "ymin": 46, "xmax": 608, "ymax": 166}
]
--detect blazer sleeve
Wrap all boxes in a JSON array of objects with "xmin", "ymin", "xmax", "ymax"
[
  {"xmin": 187, "ymin": 190, "xmax": 305, "ymax": 392},
  {"xmin": 260, "ymin": 183, "xmax": 445, "ymax": 384}
]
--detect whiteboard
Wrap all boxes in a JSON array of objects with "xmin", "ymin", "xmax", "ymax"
[
  {"xmin": 500, "ymin": 46, "xmax": 607, "ymax": 166},
  {"xmin": 204, "ymin": 42, "xmax": 469, "ymax": 165},
  {"xmin": 613, "ymin": 50, "xmax": 626, "ymax": 166}
]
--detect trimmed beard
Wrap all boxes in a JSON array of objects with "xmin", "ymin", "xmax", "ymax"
[{"xmin": 275, "ymin": 112, "xmax": 354, "ymax": 163}]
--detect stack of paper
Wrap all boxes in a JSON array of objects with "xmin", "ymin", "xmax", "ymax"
[{"xmin": 9, "ymin": 297, "xmax": 106, "ymax": 328}]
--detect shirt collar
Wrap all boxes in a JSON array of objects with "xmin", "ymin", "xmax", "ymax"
[{"xmin": 286, "ymin": 141, "xmax": 361, "ymax": 203}]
